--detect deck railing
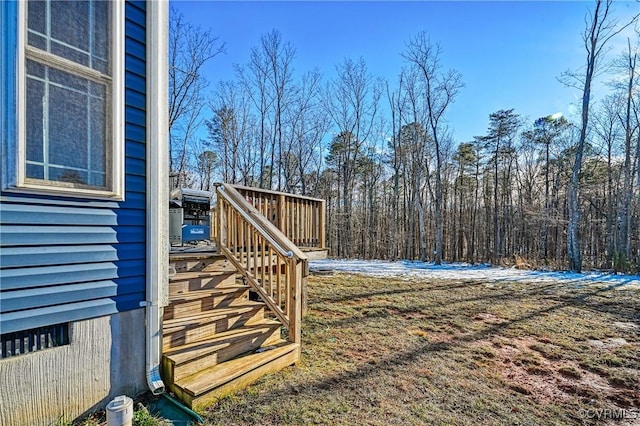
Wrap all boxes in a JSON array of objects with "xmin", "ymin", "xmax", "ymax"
[
  {"xmin": 215, "ymin": 183, "xmax": 307, "ymax": 345},
  {"xmin": 230, "ymin": 185, "xmax": 326, "ymax": 249}
]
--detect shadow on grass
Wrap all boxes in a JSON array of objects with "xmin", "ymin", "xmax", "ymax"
[
  {"xmin": 311, "ymin": 282, "xmax": 636, "ymax": 386},
  {"xmin": 311, "ymin": 286, "xmax": 429, "ymax": 305},
  {"xmin": 204, "ymin": 277, "xmax": 639, "ymax": 423}
]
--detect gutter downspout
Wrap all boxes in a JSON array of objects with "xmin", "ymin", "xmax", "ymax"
[{"xmin": 144, "ymin": 0, "xmax": 169, "ymax": 395}]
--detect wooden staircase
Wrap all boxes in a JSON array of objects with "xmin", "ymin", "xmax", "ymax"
[
  {"xmin": 161, "ymin": 183, "xmax": 322, "ymax": 410},
  {"xmin": 162, "ymin": 252, "xmax": 300, "ymax": 410}
]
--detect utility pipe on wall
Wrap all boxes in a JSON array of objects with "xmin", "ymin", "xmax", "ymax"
[{"xmin": 144, "ymin": 0, "xmax": 169, "ymax": 395}]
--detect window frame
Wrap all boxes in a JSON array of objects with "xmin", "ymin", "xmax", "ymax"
[{"xmin": 13, "ymin": 0, "xmax": 125, "ymax": 200}]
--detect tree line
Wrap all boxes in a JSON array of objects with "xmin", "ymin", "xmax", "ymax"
[{"xmin": 169, "ymin": 1, "xmax": 640, "ymax": 273}]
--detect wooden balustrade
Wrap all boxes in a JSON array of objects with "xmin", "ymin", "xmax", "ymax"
[
  {"xmin": 215, "ymin": 183, "xmax": 307, "ymax": 345},
  {"xmin": 210, "ymin": 206, "xmax": 218, "ymax": 242},
  {"xmin": 230, "ymin": 185, "xmax": 326, "ymax": 250}
]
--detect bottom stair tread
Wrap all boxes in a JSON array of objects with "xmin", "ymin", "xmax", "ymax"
[
  {"xmin": 164, "ymin": 319, "xmax": 283, "ymax": 366},
  {"xmin": 179, "ymin": 341, "xmax": 300, "ymax": 397}
]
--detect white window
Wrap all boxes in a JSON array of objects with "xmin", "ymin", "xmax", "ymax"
[{"xmin": 16, "ymin": 0, "xmax": 124, "ymax": 199}]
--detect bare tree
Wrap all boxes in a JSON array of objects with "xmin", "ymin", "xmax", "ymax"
[
  {"xmin": 194, "ymin": 148, "xmax": 218, "ymax": 191},
  {"xmin": 177, "ymin": 10, "xmax": 640, "ymax": 270},
  {"xmin": 169, "ymin": 7, "xmax": 225, "ymax": 188},
  {"xmin": 262, "ymin": 31, "xmax": 296, "ymax": 190},
  {"xmin": 615, "ymin": 38, "xmax": 639, "ymax": 269},
  {"xmin": 385, "ymin": 77, "xmax": 405, "ymax": 260},
  {"xmin": 207, "ymin": 80, "xmax": 256, "ymax": 185},
  {"xmin": 324, "ymin": 57, "xmax": 382, "ymax": 257},
  {"xmin": 283, "ymin": 69, "xmax": 328, "ymax": 195},
  {"xmin": 234, "ymin": 30, "xmax": 296, "ymax": 190},
  {"xmin": 403, "ymin": 31, "xmax": 463, "ymax": 264},
  {"xmin": 560, "ymin": 0, "xmax": 638, "ymax": 272},
  {"xmin": 398, "ymin": 66, "xmax": 430, "ymax": 261},
  {"xmin": 593, "ymin": 96, "xmax": 623, "ymax": 268},
  {"xmin": 235, "ymin": 50, "xmax": 270, "ymax": 188}
]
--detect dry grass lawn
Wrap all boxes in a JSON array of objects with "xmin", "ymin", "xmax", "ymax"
[{"xmin": 200, "ymin": 273, "xmax": 640, "ymax": 425}]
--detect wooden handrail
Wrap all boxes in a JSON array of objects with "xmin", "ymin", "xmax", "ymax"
[
  {"xmin": 218, "ymin": 184, "xmax": 307, "ymax": 260},
  {"xmin": 219, "ymin": 186, "xmax": 294, "ymax": 259},
  {"xmin": 231, "ymin": 184, "xmax": 325, "ymax": 203},
  {"xmin": 215, "ymin": 183, "xmax": 306, "ymax": 345},
  {"xmin": 231, "ymin": 185, "xmax": 326, "ymax": 249}
]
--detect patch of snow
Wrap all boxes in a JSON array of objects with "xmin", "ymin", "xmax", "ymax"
[
  {"xmin": 587, "ymin": 338, "xmax": 629, "ymax": 349},
  {"xmin": 309, "ymin": 259, "xmax": 640, "ymax": 290},
  {"xmin": 613, "ymin": 322, "xmax": 639, "ymax": 330}
]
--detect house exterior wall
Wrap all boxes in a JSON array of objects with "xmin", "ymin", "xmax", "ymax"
[
  {"xmin": 0, "ymin": 310, "xmax": 146, "ymax": 426},
  {"xmin": 1, "ymin": 0, "xmax": 148, "ymax": 334},
  {"xmin": 0, "ymin": 1, "xmax": 156, "ymax": 424}
]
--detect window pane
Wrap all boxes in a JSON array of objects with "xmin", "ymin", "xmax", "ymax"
[
  {"xmin": 93, "ymin": 58, "xmax": 109, "ymax": 76},
  {"xmin": 49, "ymin": 167, "xmax": 88, "ymax": 185},
  {"xmin": 93, "ymin": 0, "xmax": 110, "ymax": 74},
  {"xmin": 28, "ymin": 32, "xmax": 47, "ymax": 51},
  {"xmin": 26, "ymin": 59, "xmax": 45, "ymax": 80},
  {"xmin": 51, "ymin": 41, "xmax": 89, "ymax": 67},
  {"xmin": 27, "ymin": 0, "xmax": 46, "ymax": 35},
  {"xmin": 49, "ymin": 84, "xmax": 88, "ymax": 171},
  {"xmin": 26, "ymin": 164, "xmax": 44, "ymax": 180},
  {"xmin": 26, "ymin": 77, "xmax": 45, "ymax": 164},
  {"xmin": 50, "ymin": 67, "xmax": 87, "ymax": 92},
  {"xmin": 89, "ymin": 171, "xmax": 105, "ymax": 187},
  {"xmin": 90, "ymin": 95, "xmax": 106, "ymax": 173},
  {"xmin": 50, "ymin": 1, "xmax": 89, "ymax": 53},
  {"xmin": 26, "ymin": 62, "xmax": 109, "ymax": 187},
  {"xmin": 27, "ymin": 0, "xmax": 111, "ymax": 74},
  {"xmin": 36, "ymin": 0, "xmax": 111, "ymax": 74},
  {"xmin": 89, "ymin": 81, "xmax": 105, "ymax": 98}
]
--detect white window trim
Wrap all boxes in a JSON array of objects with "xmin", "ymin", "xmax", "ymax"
[{"xmin": 13, "ymin": 0, "xmax": 125, "ymax": 200}]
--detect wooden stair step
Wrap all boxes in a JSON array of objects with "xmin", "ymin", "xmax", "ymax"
[
  {"xmin": 163, "ymin": 302, "xmax": 267, "ymax": 350},
  {"xmin": 163, "ymin": 320, "xmax": 283, "ymax": 383},
  {"xmin": 178, "ymin": 342, "xmax": 300, "ymax": 409},
  {"xmin": 164, "ymin": 286, "xmax": 250, "ymax": 321},
  {"xmin": 169, "ymin": 254, "xmax": 235, "ymax": 273},
  {"xmin": 164, "ymin": 302, "xmax": 264, "ymax": 332},
  {"xmin": 169, "ymin": 271, "xmax": 239, "ymax": 294},
  {"xmin": 169, "ymin": 252, "xmax": 220, "ymax": 261},
  {"xmin": 169, "ymin": 285, "xmax": 248, "ymax": 301},
  {"xmin": 163, "ymin": 319, "xmax": 282, "ymax": 365},
  {"xmin": 169, "ymin": 270, "xmax": 237, "ymax": 283}
]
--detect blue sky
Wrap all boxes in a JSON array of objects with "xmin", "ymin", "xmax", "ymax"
[{"xmin": 172, "ymin": 1, "xmax": 640, "ymax": 143}]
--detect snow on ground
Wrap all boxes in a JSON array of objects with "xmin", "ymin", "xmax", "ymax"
[{"xmin": 309, "ymin": 259, "xmax": 640, "ymax": 290}]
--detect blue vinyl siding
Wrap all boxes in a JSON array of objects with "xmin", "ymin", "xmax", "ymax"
[
  {"xmin": 0, "ymin": 1, "xmax": 148, "ymax": 334},
  {"xmin": 0, "ymin": 225, "xmax": 144, "ymax": 246},
  {"xmin": 2, "ymin": 263, "xmax": 121, "ymax": 290}
]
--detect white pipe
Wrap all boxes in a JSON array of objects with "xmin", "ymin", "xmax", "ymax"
[{"xmin": 144, "ymin": 0, "xmax": 168, "ymax": 395}]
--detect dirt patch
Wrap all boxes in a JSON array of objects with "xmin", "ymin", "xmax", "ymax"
[
  {"xmin": 389, "ymin": 309, "xmax": 431, "ymax": 320},
  {"xmin": 425, "ymin": 331, "xmax": 456, "ymax": 343},
  {"xmin": 474, "ymin": 312, "xmax": 509, "ymax": 324},
  {"xmin": 490, "ymin": 335, "xmax": 639, "ymax": 415}
]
